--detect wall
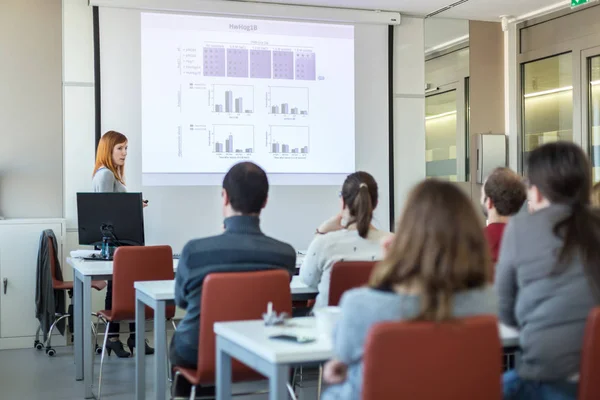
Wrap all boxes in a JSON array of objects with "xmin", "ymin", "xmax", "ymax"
[
  {"xmin": 62, "ymin": 0, "xmax": 103, "ymax": 309},
  {"xmin": 469, "ymin": 21, "xmax": 505, "ymax": 137},
  {"xmin": 393, "ymin": 17, "xmax": 426, "ymax": 218},
  {"xmin": 468, "ymin": 21, "xmax": 505, "ymax": 203},
  {"xmin": 0, "ymin": 0, "xmax": 63, "ymax": 218}
]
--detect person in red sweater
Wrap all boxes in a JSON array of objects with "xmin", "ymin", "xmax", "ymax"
[{"xmin": 480, "ymin": 168, "xmax": 527, "ymax": 268}]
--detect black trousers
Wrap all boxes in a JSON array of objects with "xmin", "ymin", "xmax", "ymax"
[
  {"xmin": 169, "ymin": 336, "xmax": 197, "ymax": 396},
  {"xmin": 105, "ymin": 281, "xmax": 136, "ymax": 338}
]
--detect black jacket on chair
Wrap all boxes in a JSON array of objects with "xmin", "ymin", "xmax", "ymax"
[{"xmin": 35, "ymin": 229, "xmax": 66, "ymax": 341}]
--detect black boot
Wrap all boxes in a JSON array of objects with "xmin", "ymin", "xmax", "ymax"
[
  {"xmin": 105, "ymin": 339, "xmax": 131, "ymax": 358},
  {"xmin": 127, "ymin": 336, "xmax": 155, "ymax": 355}
]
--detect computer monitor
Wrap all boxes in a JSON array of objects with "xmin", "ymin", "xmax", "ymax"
[{"xmin": 76, "ymin": 192, "xmax": 145, "ymax": 247}]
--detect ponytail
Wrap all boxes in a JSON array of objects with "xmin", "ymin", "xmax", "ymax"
[
  {"xmin": 553, "ymin": 205, "xmax": 600, "ymax": 299},
  {"xmin": 353, "ymin": 183, "xmax": 373, "ymax": 238}
]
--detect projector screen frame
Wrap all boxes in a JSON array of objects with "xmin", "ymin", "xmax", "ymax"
[
  {"xmin": 89, "ymin": 0, "xmax": 401, "ymax": 25},
  {"xmin": 92, "ymin": 5, "xmax": 397, "ymax": 233}
]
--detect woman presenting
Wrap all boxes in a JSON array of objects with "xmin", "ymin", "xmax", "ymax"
[{"xmin": 92, "ymin": 130, "xmax": 153, "ymax": 357}]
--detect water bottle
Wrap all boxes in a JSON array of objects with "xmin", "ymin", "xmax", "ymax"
[{"xmin": 101, "ymin": 237, "xmax": 110, "ymax": 259}]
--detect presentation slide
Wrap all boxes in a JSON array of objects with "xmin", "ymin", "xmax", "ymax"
[{"xmin": 140, "ymin": 13, "xmax": 355, "ymax": 185}]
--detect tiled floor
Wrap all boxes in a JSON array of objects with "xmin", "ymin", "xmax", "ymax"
[{"xmin": 1, "ymin": 336, "xmax": 320, "ymax": 400}]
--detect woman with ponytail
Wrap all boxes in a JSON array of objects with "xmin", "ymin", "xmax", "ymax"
[
  {"xmin": 497, "ymin": 141, "xmax": 600, "ymax": 400},
  {"xmin": 299, "ymin": 171, "xmax": 391, "ymax": 308}
]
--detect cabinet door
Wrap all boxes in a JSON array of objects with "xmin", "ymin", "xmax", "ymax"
[{"xmin": 0, "ymin": 223, "xmax": 62, "ymax": 338}]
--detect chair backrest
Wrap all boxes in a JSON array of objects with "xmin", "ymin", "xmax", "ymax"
[
  {"xmin": 328, "ymin": 261, "xmax": 377, "ymax": 306},
  {"xmin": 197, "ymin": 270, "xmax": 292, "ymax": 384},
  {"xmin": 47, "ymin": 235, "xmax": 63, "ymax": 288},
  {"xmin": 362, "ymin": 316, "xmax": 502, "ymax": 400},
  {"xmin": 578, "ymin": 307, "xmax": 600, "ymax": 400},
  {"xmin": 111, "ymin": 245, "xmax": 175, "ymax": 320}
]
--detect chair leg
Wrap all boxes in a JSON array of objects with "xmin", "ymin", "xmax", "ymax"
[
  {"xmin": 44, "ymin": 314, "xmax": 70, "ymax": 349},
  {"xmin": 94, "ymin": 315, "xmax": 102, "ymax": 352},
  {"xmin": 171, "ymin": 370, "xmax": 180, "ymax": 399},
  {"xmin": 189, "ymin": 385, "xmax": 196, "ymax": 400},
  {"xmin": 291, "ymin": 366, "xmax": 299, "ymax": 390},
  {"xmin": 168, "ymin": 319, "xmax": 177, "ymax": 383},
  {"xmin": 317, "ymin": 364, "xmax": 323, "ymax": 400},
  {"xmin": 286, "ymin": 383, "xmax": 298, "ymax": 400},
  {"xmin": 98, "ymin": 321, "xmax": 111, "ymax": 400}
]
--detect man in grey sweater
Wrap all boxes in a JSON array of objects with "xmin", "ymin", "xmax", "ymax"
[{"xmin": 170, "ymin": 162, "xmax": 296, "ymax": 395}]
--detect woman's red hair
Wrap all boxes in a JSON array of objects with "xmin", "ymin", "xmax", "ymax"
[{"xmin": 93, "ymin": 131, "xmax": 128, "ymax": 184}]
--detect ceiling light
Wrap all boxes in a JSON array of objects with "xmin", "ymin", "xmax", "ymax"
[
  {"xmin": 591, "ymin": 80, "xmax": 600, "ymax": 86},
  {"xmin": 426, "ymin": 111, "xmax": 457, "ymax": 121},
  {"xmin": 524, "ymin": 86, "xmax": 573, "ymax": 98}
]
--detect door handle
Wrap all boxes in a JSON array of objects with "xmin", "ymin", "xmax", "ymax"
[{"xmin": 2, "ymin": 278, "xmax": 6, "ymax": 294}]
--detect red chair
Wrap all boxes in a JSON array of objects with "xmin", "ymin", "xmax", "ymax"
[
  {"xmin": 362, "ymin": 316, "xmax": 503, "ymax": 400},
  {"xmin": 35, "ymin": 233, "xmax": 107, "ymax": 356},
  {"xmin": 578, "ymin": 307, "xmax": 600, "ymax": 400},
  {"xmin": 328, "ymin": 261, "xmax": 377, "ymax": 306},
  {"xmin": 173, "ymin": 269, "xmax": 293, "ymax": 398},
  {"xmin": 96, "ymin": 245, "xmax": 176, "ymax": 399}
]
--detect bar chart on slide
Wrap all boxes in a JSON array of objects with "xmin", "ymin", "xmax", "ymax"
[
  {"xmin": 211, "ymin": 125, "xmax": 255, "ymax": 153},
  {"xmin": 268, "ymin": 126, "xmax": 310, "ymax": 155},
  {"xmin": 268, "ymin": 87, "xmax": 309, "ymax": 116},
  {"xmin": 211, "ymin": 85, "xmax": 254, "ymax": 114}
]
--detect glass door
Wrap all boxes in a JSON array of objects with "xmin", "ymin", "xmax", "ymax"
[
  {"xmin": 521, "ymin": 53, "xmax": 574, "ymax": 171},
  {"xmin": 586, "ymin": 53, "xmax": 600, "ymax": 182},
  {"xmin": 425, "ymin": 90, "xmax": 459, "ymax": 181},
  {"xmin": 425, "ymin": 80, "xmax": 468, "ymax": 183}
]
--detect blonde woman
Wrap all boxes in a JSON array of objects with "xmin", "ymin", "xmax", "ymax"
[
  {"xmin": 92, "ymin": 131, "xmax": 152, "ymax": 357},
  {"xmin": 322, "ymin": 180, "xmax": 497, "ymax": 399}
]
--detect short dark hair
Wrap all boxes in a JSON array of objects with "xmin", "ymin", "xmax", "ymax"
[
  {"xmin": 223, "ymin": 162, "xmax": 269, "ymax": 214},
  {"xmin": 483, "ymin": 167, "xmax": 526, "ymax": 216}
]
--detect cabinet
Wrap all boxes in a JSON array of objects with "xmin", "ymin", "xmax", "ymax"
[{"xmin": 0, "ymin": 219, "xmax": 65, "ymax": 349}]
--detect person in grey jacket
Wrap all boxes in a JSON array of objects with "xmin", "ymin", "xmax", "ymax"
[
  {"xmin": 496, "ymin": 142, "xmax": 600, "ymax": 400},
  {"xmin": 92, "ymin": 130, "xmax": 152, "ymax": 358},
  {"xmin": 322, "ymin": 180, "xmax": 497, "ymax": 400}
]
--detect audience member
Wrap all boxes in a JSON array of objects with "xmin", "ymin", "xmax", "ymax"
[
  {"xmin": 322, "ymin": 180, "xmax": 497, "ymax": 400},
  {"xmin": 170, "ymin": 162, "xmax": 296, "ymax": 396},
  {"xmin": 299, "ymin": 172, "xmax": 391, "ymax": 308},
  {"xmin": 480, "ymin": 167, "xmax": 527, "ymax": 264},
  {"xmin": 496, "ymin": 142, "xmax": 600, "ymax": 400}
]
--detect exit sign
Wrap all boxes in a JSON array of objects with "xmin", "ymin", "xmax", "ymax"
[{"xmin": 572, "ymin": 0, "xmax": 589, "ymax": 7}]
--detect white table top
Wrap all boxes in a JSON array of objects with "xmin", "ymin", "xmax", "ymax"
[
  {"xmin": 214, "ymin": 317, "xmax": 521, "ymax": 365},
  {"xmin": 68, "ymin": 256, "xmax": 304, "ymax": 275},
  {"xmin": 215, "ymin": 317, "xmax": 333, "ymax": 364},
  {"xmin": 134, "ymin": 280, "xmax": 176, "ymax": 301},
  {"xmin": 67, "ymin": 257, "xmax": 179, "ymax": 276},
  {"xmin": 499, "ymin": 323, "xmax": 520, "ymax": 347},
  {"xmin": 134, "ymin": 276, "xmax": 316, "ymax": 301}
]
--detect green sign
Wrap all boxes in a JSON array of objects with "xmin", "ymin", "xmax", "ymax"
[{"xmin": 572, "ymin": 0, "xmax": 589, "ymax": 7}]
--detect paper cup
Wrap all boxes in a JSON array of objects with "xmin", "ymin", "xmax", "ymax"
[{"xmin": 313, "ymin": 306, "xmax": 342, "ymax": 338}]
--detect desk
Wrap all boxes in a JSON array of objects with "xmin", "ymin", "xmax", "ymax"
[
  {"xmin": 133, "ymin": 277, "xmax": 316, "ymax": 400},
  {"xmin": 69, "ymin": 258, "xmax": 178, "ymax": 399},
  {"xmin": 134, "ymin": 280, "xmax": 173, "ymax": 400},
  {"xmin": 68, "ymin": 256, "xmax": 317, "ymax": 399},
  {"xmin": 214, "ymin": 318, "xmax": 521, "ymax": 400}
]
